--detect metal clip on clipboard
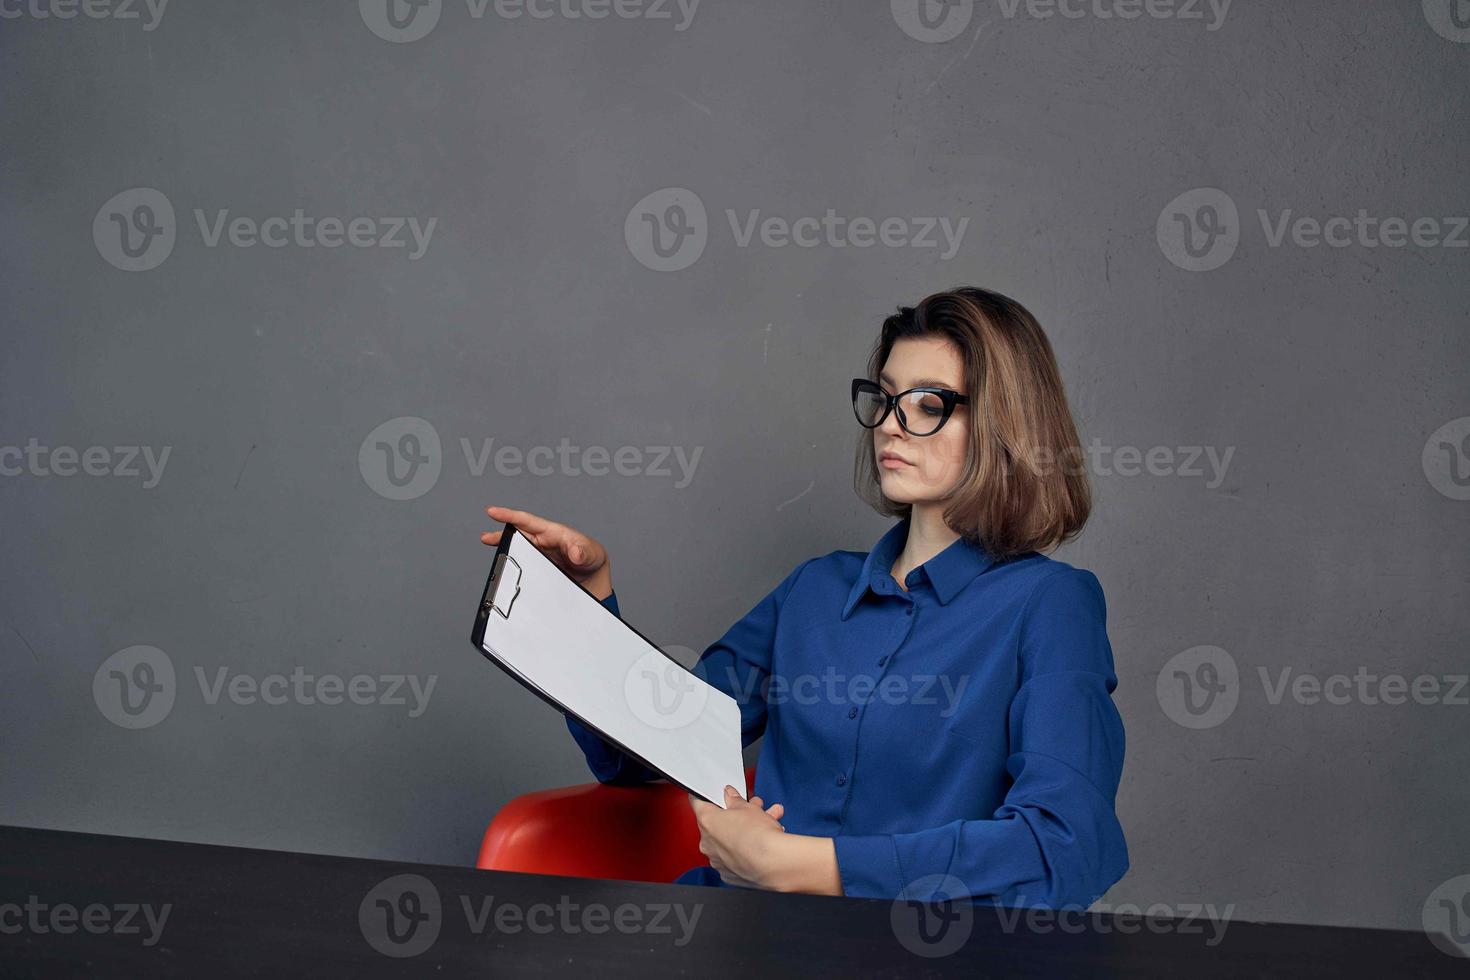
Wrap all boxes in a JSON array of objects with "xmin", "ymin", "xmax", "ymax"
[{"xmin": 482, "ymin": 552, "xmax": 522, "ymax": 620}]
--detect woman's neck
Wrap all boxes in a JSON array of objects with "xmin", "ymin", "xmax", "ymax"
[{"xmin": 891, "ymin": 504, "xmax": 960, "ymax": 590}]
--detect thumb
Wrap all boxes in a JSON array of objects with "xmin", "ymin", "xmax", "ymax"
[{"xmin": 567, "ymin": 541, "xmax": 588, "ymax": 565}]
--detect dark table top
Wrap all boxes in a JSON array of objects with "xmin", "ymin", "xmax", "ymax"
[{"xmin": 0, "ymin": 824, "xmax": 1459, "ymax": 977}]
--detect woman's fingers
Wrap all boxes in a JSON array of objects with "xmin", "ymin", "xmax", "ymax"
[
  {"xmin": 480, "ymin": 519, "xmax": 568, "ymax": 557},
  {"xmin": 563, "ymin": 537, "xmax": 594, "ymax": 567},
  {"xmin": 485, "ymin": 506, "xmax": 575, "ymax": 561},
  {"xmin": 485, "ymin": 505, "xmax": 556, "ymax": 537},
  {"xmin": 482, "ymin": 507, "xmax": 609, "ymax": 592},
  {"xmin": 766, "ymin": 803, "xmax": 784, "ymax": 820}
]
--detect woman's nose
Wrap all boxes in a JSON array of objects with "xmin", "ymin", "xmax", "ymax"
[{"xmin": 878, "ymin": 408, "xmax": 907, "ymax": 438}]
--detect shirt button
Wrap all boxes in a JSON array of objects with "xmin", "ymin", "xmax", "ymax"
[
  {"xmin": 835, "ymin": 774, "xmax": 847, "ymax": 787},
  {"xmin": 847, "ymin": 706, "xmax": 858, "ymax": 719},
  {"xmin": 905, "ymin": 606, "xmax": 913, "ymax": 616},
  {"xmin": 878, "ymin": 656, "xmax": 888, "ymax": 666}
]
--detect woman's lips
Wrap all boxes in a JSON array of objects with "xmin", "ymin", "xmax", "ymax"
[{"xmin": 879, "ymin": 454, "xmax": 912, "ymax": 469}]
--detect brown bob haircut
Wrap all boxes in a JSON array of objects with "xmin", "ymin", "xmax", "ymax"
[{"xmin": 853, "ymin": 286, "xmax": 1091, "ymax": 559}]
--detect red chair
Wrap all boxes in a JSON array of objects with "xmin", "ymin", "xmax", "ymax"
[{"xmin": 477, "ymin": 769, "xmax": 757, "ymax": 883}]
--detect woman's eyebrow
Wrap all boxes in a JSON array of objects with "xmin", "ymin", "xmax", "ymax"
[{"xmin": 879, "ymin": 372, "xmax": 961, "ymax": 389}]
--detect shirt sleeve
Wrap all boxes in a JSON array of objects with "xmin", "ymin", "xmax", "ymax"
[
  {"xmin": 832, "ymin": 567, "xmax": 1129, "ymax": 908},
  {"xmin": 565, "ymin": 561, "xmax": 812, "ymax": 786}
]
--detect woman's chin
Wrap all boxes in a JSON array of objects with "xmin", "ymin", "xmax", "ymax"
[{"xmin": 878, "ymin": 472, "xmax": 917, "ymax": 504}]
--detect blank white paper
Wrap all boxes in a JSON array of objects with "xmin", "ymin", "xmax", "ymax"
[{"xmin": 479, "ymin": 529, "xmax": 747, "ymax": 808}]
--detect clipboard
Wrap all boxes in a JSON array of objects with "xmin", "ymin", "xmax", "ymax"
[{"xmin": 470, "ymin": 523, "xmax": 747, "ymax": 807}]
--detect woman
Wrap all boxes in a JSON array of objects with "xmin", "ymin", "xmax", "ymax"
[{"xmin": 480, "ymin": 287, "xmax": 1128, "ymax": 906}]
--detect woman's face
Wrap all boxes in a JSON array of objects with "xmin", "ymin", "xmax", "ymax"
[{"xmin": 872, "ymin": 336, "xmax": 971, "ymax": 506}]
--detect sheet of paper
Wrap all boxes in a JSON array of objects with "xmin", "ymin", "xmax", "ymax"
[{"xmin": 479, "ymin": 530, "xmax": 747, "ymax": 807}]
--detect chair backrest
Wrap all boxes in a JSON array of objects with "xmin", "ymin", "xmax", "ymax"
[{"xmin": 477, "ymin": 769, "xmax": 756, "ymax": 883}]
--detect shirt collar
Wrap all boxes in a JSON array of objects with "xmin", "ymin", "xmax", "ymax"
[{"xmin": 840, "ymin": 517, "xmax": 997, "ymax": 620}]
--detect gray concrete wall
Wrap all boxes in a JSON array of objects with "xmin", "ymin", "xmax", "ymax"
[{"xmin": 1, "ymin": 0, "xmax": 1466, "ymax": 931}]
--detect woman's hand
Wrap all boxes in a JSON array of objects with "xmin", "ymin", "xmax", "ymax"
[
  {"xmin": 480, "ymin": 505, "xmax": 613, "ymax": 601},
  {"xmin": 688, "ymin": 786, "xmax": 791, "ymax": 889},
  {"xmin": 689, "ymin": 787, "xmax": 845, "ymax": 895}
]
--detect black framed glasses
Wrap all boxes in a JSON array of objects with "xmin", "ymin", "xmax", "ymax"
[{"xmin": 851, "ymin": 378, "xmax": 970, "ymax": 437}]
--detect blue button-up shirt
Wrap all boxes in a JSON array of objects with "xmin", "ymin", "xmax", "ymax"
[{"xmin": 566, "ymin": 516, "xmax": 1128, "ymax": 906}]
